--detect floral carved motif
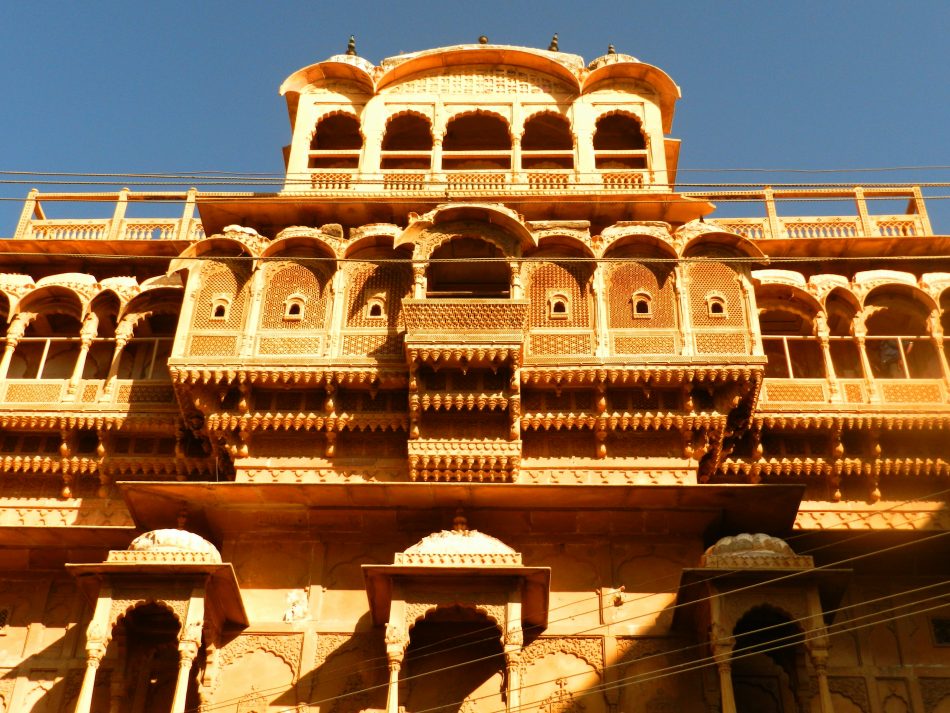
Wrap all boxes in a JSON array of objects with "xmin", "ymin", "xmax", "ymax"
[
  {"xmin": 519, "ymin": 636, "xmax": 604, "ymax": 676},
  {"xmin": 219, "ymin": 633, "xmax": 304, "ymax": 678},
  {"xmin": 920, "ymin": 677, "xmax": 950, "ymax": 713},
  {"xmin": 828, "ymin": 676, "xmax": 869, "ymax": 712}
]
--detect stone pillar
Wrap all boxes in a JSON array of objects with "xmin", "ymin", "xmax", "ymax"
[
  {"xmin": 928, "ymin": 310, "xmax": 950, "ymax": 386},
  {"xmin": 505, "ymin": 647, "xmax": 521, "ymax": 713},
  {"xmin": 673, "ymin": 265, "xmax": 694, "ymax": 356},
  {"xmin": 511, "ymin": 136, "xmax": 523, "ymax": 184},
  {"xmin": 810, "ymin": 647, "xmax": 835, "ymax": 713},
  {"xmin": 412, "ymin": 263, "xmax": 427, "ymax": 299},
  {"xmin": 0, "ymin": 312, "xmax": 31, "ymax": 379},
  {"xmin": 384, "ymin": 599, "xmax": 408, "ymax": 713},
  {"xmin": 385, "ymin": 652, "xmax": 403, "ymax": 713},
  {"xmin": 854, "ymin": 331, "xmax": 880, "ymax": 403},
  {"xmin": 101, "ymin": 319, "xmax": 134, "ymax": 398},
  {"xmin": 592, "ymin": 263, "xmax": 610, "ymax": 358},
  {"xmin": 814, "ymin": 312, "xmax": 840, "ymax": 401},
  {"xmin": 68, "ymin": 313, "xmax": 100, "ymax": 395},
  {"xmin": 76, "ymin": 586, "xmax": 113, "ymax": 713},
  {"xmin": 713, "ymin": 641, "xmax": 737, "ymax": 713},
  {"xmin": 325, "ymin": 267, "xmax": 347, "ymax": 358},
  {"xmin": 241, "ymin": 260, "xmax": 267, "ymax": 357},
  {"xmin": 171, "ymin": 640, "xmax": 199, "ymax": 713},
  {"xmin": 75, "ymin": 641, "xmax": 107, "ymax": 713},
  {"xmin": 105, "ymin": 188, "xmax": 130, "ymax": 241}
]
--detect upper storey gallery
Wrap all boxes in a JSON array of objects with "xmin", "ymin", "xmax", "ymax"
[{"xmin": 279, "ymin": 40, "xmax": 682, "ymax": 194}]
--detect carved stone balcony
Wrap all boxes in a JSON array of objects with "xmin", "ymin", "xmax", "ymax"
[
  {"xmin": 759, "ymin": 377, "xmax": 949, "ymax": 411},
  {"xmin": 403, "ymin": 298, "xmax": 529, "ymax": 368}
]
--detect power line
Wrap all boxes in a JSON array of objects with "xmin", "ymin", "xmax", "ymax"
[{"xmin": 185, "ymin": 508, "xmax": 950, "ymax": 713}]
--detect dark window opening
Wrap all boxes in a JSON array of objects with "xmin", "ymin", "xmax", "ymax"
[
  {"xmin": 522, "ymin": 114, "xmax": 573, "ymax": 170},
  {"xmin": 310, "ymin": 114, "xmax": 362, "ymax": 169},
  {"xmin": 442, "ymin": 114, "xmax": 511, "ymax": 170},
  {"xmin": 594, "ymin": 114, "xmax": 647, "ymax": 170},
  {"xmin": 426, "ymin": 238, "xmax": 510, "ymax": 299},
  {"xmin": 382, "ymin": 114, "xmax": 432, "ymax": 170}
]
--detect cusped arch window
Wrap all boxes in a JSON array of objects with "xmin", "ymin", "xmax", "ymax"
[
  {"xmin": 309, "ymin": 112, "xmax": 362, "ymax": 169},
  {"xmin": 365, "ymin": 293, "xmax": 387, "ymax": 320},
  {"xmin": 706, "ymin": 294, "xmax": 728, "ymax": 318},
  {"xmin": 426, "ymin": 237, "xmax": 510, "ymax": 299},
  {"xmin": 522, "ymin": 113, "xmax": 573, "ymax": 170},
  {"xmin": 632, "ymin": 291, "xmax": 653, "ymax": 318},
  {"xmin": 381, "ymin": 113, "xmax": 433, "ymax": 170},
  {"xmin": 547, "ymin": 291, "xmax": 571, "ymax": 320},
  {"xmin": 593, "ymin": 113, "xmax": 647, "ymax": 170},
  {"xmin": 442, "ymin": 112, "xmax": 511, "ymax": 170},
  {"xmin": 210, "ymin": 296, "xmax": 232, "ymax": 321},
  {"xmin": 283, "ymin": 294, "xmax": 307, "ymax": 322}
]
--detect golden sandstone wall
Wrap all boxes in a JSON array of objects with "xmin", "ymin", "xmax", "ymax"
[{"xmin": 0, "ymin": 40, "xmax": 946, "ymax": 713}]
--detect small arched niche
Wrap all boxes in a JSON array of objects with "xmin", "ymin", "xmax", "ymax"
[{"xmin": 426, "ymin": 237, "xmax": 510, "ymax": 299}]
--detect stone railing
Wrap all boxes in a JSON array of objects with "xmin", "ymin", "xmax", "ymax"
[
  {"xmin": 12, "ymin": 189, "xmax": 202, "ymax": 242},
  {"xmin": 403, "ymin": 299, "xmax": 529, "ymax": 336},
  {"xmin": 703, "ymin": 186, "xmax": 932, "ymax": 240},
  {"xmin": 0, "ymin": 378, "xmax": 176, "ymax": 407},
  {"xmin": 759, "ymin": 377, "xmax": 947, "ymax": 406}
]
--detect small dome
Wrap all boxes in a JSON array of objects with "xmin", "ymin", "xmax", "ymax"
[
  {"xmin": 395, "ymin": 526, "xmax": 523, "ymax": 566},
  {"xmin": 705, "ymin": 533, "xmax": 795, "ymax": 558},
  {"xmin": 128, "ymin": 529, "xmax": 222, "ymax": 563},
  {"xmin": 587, "ymin": 51, "xmax": 640, "ymax": 70}
]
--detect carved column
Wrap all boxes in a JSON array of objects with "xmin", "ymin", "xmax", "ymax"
[
  {"xmin": 171, "ymin": 591, "xmax": 205, "ymax": 713},
  {"xmin": 673, "ymin": 265, "xmax": 694, "ymax": 356},
  {"xmin": 171, "ymin": 640, "xmax": 199, "ymax": 713},
  {"xmin": 68, "ymin": 313, "xmax": 99, "ymax": 396},
  {"xmin": 511, "ymin": 136, "xmax": 523, "ymax": 184},
  {"xmin": 509, "ymin": 261, "xmax": 523, "ymax": 299},
  {"xmin": 814, "ymin": 312, "xmax": 840, "ymax": 400},
  {"xmin": 76, "ymin": 585, "xmax": 114, "ymax": 713},
  {"xmin": 853, "ymin": 328, "xmax": 880, "ymax": 403},
  {"xmin": 0, "ymin": 312, "xmax": 31, "ymax": 379},
  {"xmin": 504, "ymin": 592, "xmax": 523, "ymax": 713},
  {"xmin": 101, "ymin": 318, "xmax": 134, "ymax": 398},
  {"xmin": 241, "ymin": 259, "xmax": 267, "ymax": 357},
  {"xmin": 810, "ymin": 646, "xmax": 835, "ymax": 713},
  {"xmin": 712, "ymin": 641, "xmax": 737, "ymax": 713},
  {"xmin": 592, "ymin": 263, "xmax": 610, "ymax": 358},
  {"xmin": 412, "ymin": 262, "xmax": 427, "ymax": 299},
  {"xmin": 927, "ymin": 310, "xmax": 950, "ymax": 387},
  {"xmin": 325, "ymin": 267, "xmax": 348, "ymax": 358},
  {"xmin": 385, "ymin": 599, "xmax": 408, "ymax": 713},
  {"xmin": 431, "ymin": 138, "xmax": 444, "ymax": 183},
  {"xmin": 75, "ymin": 641, "xmax": 107, "ymax": 713}
]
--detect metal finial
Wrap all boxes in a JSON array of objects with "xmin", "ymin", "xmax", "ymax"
[
  {"xmin": 346, "ymin": 35, "xmax": 356, "ymax": 56},
  {"xmin": 548, "ymin": 33, "xmax": 559, "ymax": 51},
  {"xmin": 478, "ymin": 35, "xmax": 488, "ymax": 45},
  {"xmin": 607, "ymin": 44, "xmax": 616, "ymax": 55}
]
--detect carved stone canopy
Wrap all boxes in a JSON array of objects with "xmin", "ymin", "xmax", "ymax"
[
  {"xmin": 66, "ymin": 528, "xmax": 248, "ymax": 628},
  {"xmin": 363, "ymin": 524, "xmax": 550, "ymax": 630},
  {"xmin": 675, "ymin": 532, "xmax": 850, "ymax": 629}
]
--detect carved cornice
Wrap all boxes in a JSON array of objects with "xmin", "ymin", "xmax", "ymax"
[
  {"xmin": 0, "ymin": 414, "xmax": 179, "ymax": 431},
  {"xmin": 521, "ymin": 365, "xmax": 763, "ymax": 386},
  {"xmin": 753, "ymin": 413, "xmax": 950, "ymax": 430},
  {"xmin": 169, "ymin": 366, "xmax": 407, "ymax": 388},
  {"xmin": 522, "ymin": 411, "xmax": 729, "ymax": 432},
  {"xmin": 204, "ymin": 412, "xmax": 407, "ymax": 433}
]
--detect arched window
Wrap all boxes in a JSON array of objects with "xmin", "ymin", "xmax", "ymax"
[
  {"xmin": 381, "ymin": 114, "xmax": 432, "ymax": 169},
  {"xmin": 426, "ymin": 238, "xmax": 509, "ymax": 299},
  {"xmin": 309, "ymin": 113, "xmax": 362, "ymax": 169},
  {"xmin": 365, "ymin": 295, "xmax": 387, "ymax": 320},
  {"xmin": 863, "ymin": 291, "xmax": 940, "ymax": 379},
  {"xmin": 442, "ymin": 113, "xmax": 511, "ymax": 170},
  {"xmin": 210, "ymin": 296, "xmax": 231, "ymax": 321},
  {"xmin": 521, "ymin": 113, "xmax": 573, "ymax": 170},
  {"xmin": 758, "ymin": 308, "xmax": 825, "ymax": 379},
  {"xmin": 117, "ymin": 312, "xmax": 177, "ymax": 381},
  {"xmin": 632, "ymin": 291, "xmax": 652, "ymax": 318},
  {"xmin": 547, "ymin": 292, "xmax": 571, "ymax": 320},
  {"xmin": 593, "ymin": 113, "xmax": 647, "ymax": 170},
  {"xmin": 283, "ymin": 295, "xmax": 306, "ymax": 321},
  {"xmin": 706, "ymin": 294, "xmax": 728, "ymax": 318}
]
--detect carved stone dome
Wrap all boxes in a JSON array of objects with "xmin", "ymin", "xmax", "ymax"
[
  {"xmin": 128, "ymin": 529, "xmax": 222, "ymax": 563},
  {"xmin": 701, "ymin": 533, "xmax": 812, "ymax": 569},
  {"xmin": 395, "ymin": 526, "xmax": 523, "ymax": 567}
]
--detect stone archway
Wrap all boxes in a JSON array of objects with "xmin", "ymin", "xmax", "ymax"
[{"xmin": 400, "ymin": 605, "xmax": 506, "ymax": 713}]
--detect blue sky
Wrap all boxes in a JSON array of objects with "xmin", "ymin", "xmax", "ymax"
[{"xmin": 1, "ymin": 1, "xmax": 947, "ymax": 231}]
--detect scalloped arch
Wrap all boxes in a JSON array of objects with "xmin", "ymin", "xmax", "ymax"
[{"xmin": 111, "ymin": 598, "xmax": 185, "ymax": 629}]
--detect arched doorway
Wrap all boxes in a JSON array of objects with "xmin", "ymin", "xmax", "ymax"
[
  {"xmin": 400, "ymin": 605, "xmax": 505, "ymax": 713},
  {"xmin": 731, "ymin": 605, "xmax": 806, "ymax": 713},
  {"xmin": 111, "ymin": 602, "xmax": 201, "ymax": 713}
]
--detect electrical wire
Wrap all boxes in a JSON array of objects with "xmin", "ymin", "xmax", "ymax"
[
  {"xmin": 187, "ymin": 569, "xmax": 950, "ymax": 713},
  {"xmin": 183, "ymin": 505, "xmax": 950, "ymax": 712}
]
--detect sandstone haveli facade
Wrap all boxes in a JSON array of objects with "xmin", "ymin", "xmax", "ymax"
[{"xmin": 0, "ymin": 38, "xmax": 946, "ymax": 713}]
